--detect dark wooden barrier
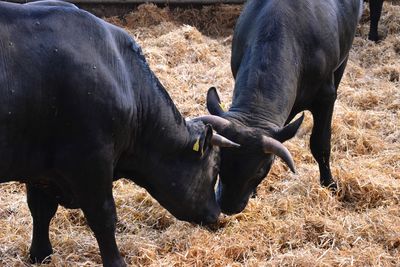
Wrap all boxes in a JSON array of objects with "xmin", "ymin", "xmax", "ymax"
[
  {"xmin": 11, "ymin": 0, "xmax": 246, "ymax": 3},
  {"xmin": 8, "ymin": 0, "xmax": 246, "ymax": 17}
]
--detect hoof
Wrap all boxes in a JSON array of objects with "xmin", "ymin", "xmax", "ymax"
[
  {"xmin": 368, "ymin": 33, "xmax": 382, "ymax": 43},
  {"xmin": 321, "ymin": 179, "xmax": 337, "ymax": 192},
  {"xmin": 29, "ymin": 248, "xmax": 52, "ymax": 264},
  {"xmin": 103, "ymin": 258, "xmax": 127, "ymax": 267}
]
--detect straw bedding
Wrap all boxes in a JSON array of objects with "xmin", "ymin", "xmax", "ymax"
[{"xmin": 0, "ymin": 1, "xmax": 399, "ymax": 266}]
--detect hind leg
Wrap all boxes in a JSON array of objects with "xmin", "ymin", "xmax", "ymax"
[
  {"xmin": 27, "ymin": 184, "xmax": 58, "ymax": 263},
  {"xmin": 368, "ymin": 0, "xmax": 384, "ymax": 42}
]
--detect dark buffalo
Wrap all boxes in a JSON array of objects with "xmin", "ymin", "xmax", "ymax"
[
  {"xmin": 368, "ymin": 0, "xmax": 384, "ymax": 42},
  {"xmin": 0, "ymin": 1, "xmax": 239, "ymax": 266},
  {"xmin": 199, "ymin": 0, "xmax": 362, "ymax": 214}
]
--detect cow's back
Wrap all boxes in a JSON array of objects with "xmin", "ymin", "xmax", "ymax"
[
  {"xmin": 0, "ymin": 2, "xmax": 136, "ymax": 179},
  {"xmin": 230, "ymin": 0, "xmax": 362, "ymax": 121},
  {"xmin": 232, "ymin": 0, "xmax": 361, "ymax": 78}
]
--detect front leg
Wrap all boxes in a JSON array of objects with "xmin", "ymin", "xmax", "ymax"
[
  {"xmin": 79, "ymin": 189, "xmax": 126, "ymax": 267},
  {"xmin": 26, "ymin": 184, "xmax": 58, "ymax": 263},
  {"xmin": 68, "ymin": 158, "xmax": 126, "ymax": 267},
  {"xmin": 310, "ymin": 82, "xmax": 337, "ymax": 190}
]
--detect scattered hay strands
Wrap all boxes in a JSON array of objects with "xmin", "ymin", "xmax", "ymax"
[{"xmin": 0, "ymin": 2, "xmax": 399, "ymax": 266}]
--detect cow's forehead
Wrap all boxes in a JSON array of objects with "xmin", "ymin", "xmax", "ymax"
[{"xmin": 186, "ymin": 119, "xmax": 207, "ymax": 133}]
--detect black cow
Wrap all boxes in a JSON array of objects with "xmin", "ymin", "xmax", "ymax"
[
  {"xmin": 368, "ymin": 0, "xmax": 384, "ymax": 42},
  {"xmin": 199, "ymin": 0, "xmax": 362, "ymax": 214},
  {"xmin": 0, "ymin": 1, "xmax": 239, "ymax": 266}
]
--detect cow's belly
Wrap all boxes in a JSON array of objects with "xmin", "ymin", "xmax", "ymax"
[
  {"xmin": 0, "ymin": 130, "xmax": 49, "ymax": 177},
  {"xmin": 0, "ymin": 161, "xmax": 80, "ymax": 209},
  {"xmin": 31, "ymin": 176, "xmax": 80, "ymax": 209}
]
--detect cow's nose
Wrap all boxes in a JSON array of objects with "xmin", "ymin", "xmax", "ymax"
[
  {"xmin": 219, "ymin": 198, "xmax": 247, "ymax": 215},
  {"xmin": 202, "ymin": 211, "xmax": 219, "ymax": 225},
  {"xmin": 200, "ymin": 203, "xmax": 221, "ymax": 225}
]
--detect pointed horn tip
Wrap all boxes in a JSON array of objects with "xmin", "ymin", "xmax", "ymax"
[
  {"xmin": 221, "ymin": 141, "xmax": 240, "ymax": 148},
  {"xmin": 219, "ymin": 139, "xmax": 241, "ymax": 148},
  {"xmin": 300, "ymin": 112, "xmax": 305, "ymax": 121},
  {"xmin": 290, "ymin": 165, "xmax": 296, "ymax": 174},
  {"xmin": 283, "ymin": 156, "xmax": 296, "ymax": 174},
  {"xmin": 211, "ymin": 133, "xmax": 240, "ymax": 148},
  {"xmin": 208, "ymin": 86, "xmax": 217, "ymax": 92},
  {"xmin": 262, "ymin": 135, "xmax": 296, "ymax": 173},
  {"xmin": 294, "ymin": 113, "xmax": 305, "ymax": 126},
  {"xmin": 231, "ymin": 142, "xmax": 241, "ymax": 148}
]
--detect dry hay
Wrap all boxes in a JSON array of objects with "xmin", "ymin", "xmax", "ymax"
[{"xmin": 1, "ymin": 2, "xmax": 399, "ymax": 266}]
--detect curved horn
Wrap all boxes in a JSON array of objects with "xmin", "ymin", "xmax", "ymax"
[
  {"xmin": 207, "ymin": 87, "xmax": 225, "ymax": 116},
  {"xmin": 195, "ymin": 115, "xmax": 231, "ymax": 132},
  {"xmin": 275, "ymin": 113, "xmax": 305, "ymax": 143},
  {"xmin": 262, "ymin": 136, "xmax": 296, "ymax": 173},
  {"xmin": 211, "ymin": 133, "xmax": 240, "ymax": 148}
]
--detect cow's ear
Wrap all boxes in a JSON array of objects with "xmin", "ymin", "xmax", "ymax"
[
  {"xmin": 207, "ymin": 87, "xmax": 226, "ymax": 116},
  {"xmin": 192, "ymin": 124, "xmax": 213, "ymax": 157},
  {"xmin": 274, "ymin": 113, "xmax": 304, "ymax": 143}
]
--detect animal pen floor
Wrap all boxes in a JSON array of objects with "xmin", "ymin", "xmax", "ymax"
[{"xmin": 0, "ymin": 2, "xmax": 399, "ymax": 266}]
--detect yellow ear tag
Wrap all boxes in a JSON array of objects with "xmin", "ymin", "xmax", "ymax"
[
  {"xmin": 193, "ymin": 138, "xmax": 200, "ymax": 152},
  {"xmin": 193, "ymin": 138, "xmax": 204, "ymax": 156},
  {"xmin": 219, "ymin": 102, "xmax": 227, "ymax": 112}
]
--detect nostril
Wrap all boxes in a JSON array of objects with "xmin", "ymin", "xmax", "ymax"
[
  {"xmin": 220, "ymin": 198, "xmax": 248, "ymax": 215},
  {"xmin": 201, "ymin": 204, "xmax": 220, "ymax": 225},
  {"xmin": 204, "ymin": 211, "xmax": 219, "ymax": 225}
]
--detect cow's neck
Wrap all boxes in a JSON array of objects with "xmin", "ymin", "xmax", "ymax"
[
  {"xmin": 134, "ymin": 69, "xmax": 189, "ymax": 157},
  {"xmin": 116, "ymin": 71, "xmax": 188, "ymax": 184},
  {"xmin": 228, "ymin": 42, "xmax": 300, "ymax": 131},
  {"xmin": 114, "ymin": 48, "xmax": 190, "ymax": 184}
]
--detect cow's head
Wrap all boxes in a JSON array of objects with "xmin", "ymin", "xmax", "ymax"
[
  {"xmin": 151, "ymin": 121, "xmax": 241, "ymax": 224},
  {"xmin": 198, "ymin": 87, "xmax": 303, "ymax": 215},
  {"xmin": 118, "ymin": 119, "xmax": 239, "ymax": 225}
]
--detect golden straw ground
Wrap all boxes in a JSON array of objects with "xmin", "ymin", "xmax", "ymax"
[{"xmin": 0, "ymin": 2, "xmax": 399, "ymax": 266}]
